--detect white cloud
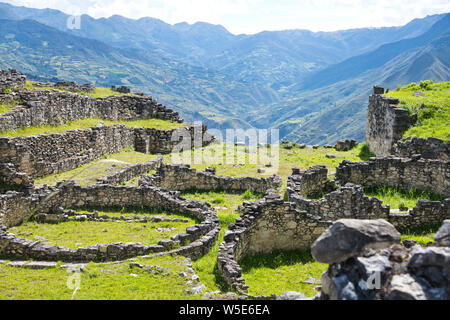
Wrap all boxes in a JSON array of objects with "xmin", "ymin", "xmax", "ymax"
[{"xmin": 3, "ymin": 0, "xmax": 450, "ymax": 34}]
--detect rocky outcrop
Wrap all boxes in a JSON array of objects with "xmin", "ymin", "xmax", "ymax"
[
  {"xmin": 316, "ymin": 219, "xmax": 450, "ymax": 300},
  {"xmin": 335, "ymin": 139, "xmax": 358, "ymax": 151},
  {"xmin": 311, "ymin": 219, "xmax": 401, "ymax": 264}
]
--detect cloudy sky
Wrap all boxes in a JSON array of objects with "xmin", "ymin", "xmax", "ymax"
[{"xmin": 4, "ymin": 0, "xmax": 450, "ymax": 34}]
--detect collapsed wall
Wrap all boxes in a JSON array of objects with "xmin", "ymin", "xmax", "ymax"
[
  {"xmin": 139, "ymin": 163, "xmax": 282, "ymax": 194},
  {"xmin": 366, "ymin": 87, "xmax": 413, "ymax": 156},
  {"xmin": 314, "ymin": 219, "xmax": 450, "ymax": 300}
]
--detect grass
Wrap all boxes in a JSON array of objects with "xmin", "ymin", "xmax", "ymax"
[
  {"xmin": 400, "ymin": 225, "xmax": 439, "ymax": 246},
  {"xmin": 9, "ymin": 214, "xmax": 195, "ymax": 249},
  {"xmin": 0, "ymin": 117, "xmax": 186, "ymax": 137},
  {"xmin": 0, "ymin": 255, "xmax": 202, "ymax": 300},
  {"xmin": 0, "ymin": 100, "xmax": 20, "ymax": 114},
  {"xmin": 24, "ymin": 81, "xmax": 130, "ymax": 98},
  {"xmin": 239, "ymin": 250, "xmax": 327, "ymax": 297},
  {"xmin": 385, "ymin": 81, "xmax": 450, "ymax": 140},
  {"xmin": 363, "ymin": 185, "xmax": 444, "ymax": 209}
]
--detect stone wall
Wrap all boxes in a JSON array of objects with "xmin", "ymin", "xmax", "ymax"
[
  {"xmin": 0, "ymin": 90, "xmax": 183, "ymax": 132},
  {"xmin": 134, "ymin": 124, "xmax": 214, "ymax": 154},
  {"xmin": 289, "ymin": 183, "xmax": 390, "ymax": 221},
  {"xmin": 97, "ymin": 156, "xmax": 163, "ymax": 185},
  {"xmin": 0, "ymin": 182, "xmax": 220, "ymax": 261},
  {"xmin": 288, "ymin": 166, "xmax": 330, "ymax": 198},
  {"xmin": 32, "ymin": 81, "xmax": 95, "ymax": 93},
  {"xmin": 0, "ymin": 125, "xmax": 135, "ymax": 178},
  {"xmin": 217, "ymin": 194, "xmax": 331, "ymax": 292},
  {"xmin": 388, "ymin": 199, "xmax": 450, "ymax": 231},
  {"xmin": 366, "ymin": 87, "xmax": 413, "ymax": 156},
  {"xmin": 0, "ymin": 163, "xmax": 34, "ymax": 192},
  {"xmin": 139, "ymin": 163, "xmax": 282, "ymax": 194},
  {"xmin": 0, "ymin": 69, "xmax": 26, "ymax": 93},
  {"xmin": 0, "ymin": 123, "xmax": 214, "ymax": 179},
  {"xmin": 394, "ymin": 137, "xmax": 450, "ymax": 161},
  {"xmin": 336, "ymin": 157, "xmax": 450, "ymax": 198},
  {"xmin": 288, "ymin": 164, "xmax": 449, "ymax": 230}
]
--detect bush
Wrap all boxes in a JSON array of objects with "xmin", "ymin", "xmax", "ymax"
[{"xmin": 419, "ymin": 80, "xmax": 434, "ymax": 90}]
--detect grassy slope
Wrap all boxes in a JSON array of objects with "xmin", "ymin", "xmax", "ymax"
[{"xmin": 385, "ymin": 80, "xmax": 450, "ymax": 140}]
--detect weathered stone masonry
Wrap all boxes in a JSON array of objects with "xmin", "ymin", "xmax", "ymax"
[
  {"xmin": 97, "ymin": 156, "xmax": 163, "ymax": 185},
  {"xmin": 366, "ymin": 88, "xmax": 413, "ymax": 156},
  {"xmin": 0, "ymin": 125, "xmax": 135, "ymax": 178},
  {"xmin": 217, "ymin": 194, "xmax": 331, "ymax": 292},
  {"xmin": 139, "ymin": 163, "xmax": 282, "ymax": 194},
  {"xmin": 0, "ymin": 69, "xmax": 26, "ymax": 93},
  {"xmin": 395, "ymin": 136, "xmax": 450, "ymax": 161},
  {"xmin": 0, "ymin": 182, "xmax": 220, "ymax": 261},
  {"xmin": 0, "ymin": 124, "xmax": 212, "ymax": 179},
  {"xmin": 336, "ymin": 157, "xmax": 450, "ymax": 198},
  {"xmin": 288, "ymin": 164, "xmax": 449, "ymax": 230},
  {"xmin": 0, "ymin": 90, "xmax": 183, "ymax": 132}
]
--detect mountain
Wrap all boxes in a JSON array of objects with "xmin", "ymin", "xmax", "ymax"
[
  {"xmin": 0, "ymin": 2, "xmax": 448, "ymax": 144},
  {"xmin": 270, "ymin": 16, "xmax": 450, "ymax": 144}
]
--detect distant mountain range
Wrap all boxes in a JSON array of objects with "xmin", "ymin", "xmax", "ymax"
[{"xmin": 0, "ymin": 2, "xmax": 448, "ymax": 144}]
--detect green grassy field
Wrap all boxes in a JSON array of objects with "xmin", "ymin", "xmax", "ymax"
[
  {"xmin": 1, "ymin": 137, "xmax": 443, "ymax": 299},
  {"xmin": 9, "ymin": 216, "xmax": 194, "ymax": 249},
  {"xmin": 0, "ymin": 255, "xmax": 202, "ymax": 300},
  {"xmin": 364, "ymin": 185, "xmax": 444, "ymax": 209},
  {"xmin": 386, "ymin": 81, "xmax": 450, "ymax": 140},
  {"xmin": 240, "ymin": 250, "xmax": 327, "ymax": 297}
]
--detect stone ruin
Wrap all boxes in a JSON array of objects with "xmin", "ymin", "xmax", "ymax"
[
  {"xmin": 0, "ymin": 72, "xmax": 448, "ymax": 300},
  {"xmin": 0, "ymin": 69, "xmax": 26, "ymax": 93},
  {"xmin": 111, "ymin": 85, "xmax": 131, "ymax": 94},
  {"xmin": 32, "ymin": 81, "xmax": 95, "ymax": 93}
]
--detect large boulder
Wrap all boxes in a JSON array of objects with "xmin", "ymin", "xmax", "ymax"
[
  {"xmin": 435, "ymin": 220, "xmax": 450, "ymax": 247},
  {"xmin": 311, "ymin": 219, "xmax": 401, "ymax": 264}
]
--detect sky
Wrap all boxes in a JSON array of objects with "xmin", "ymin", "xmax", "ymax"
[{"xmin": 3, "ymin": 0, "xmax": 450, "ymax": 34}]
